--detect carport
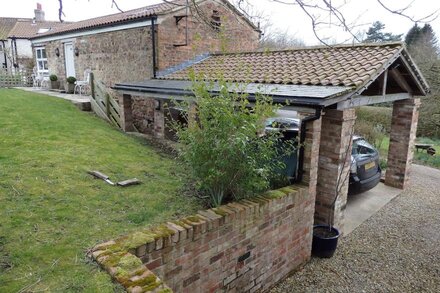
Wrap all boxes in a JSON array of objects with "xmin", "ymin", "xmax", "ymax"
[{"xmin": 113, "ymin": 42, "xmax": 429, "ymax": 233}]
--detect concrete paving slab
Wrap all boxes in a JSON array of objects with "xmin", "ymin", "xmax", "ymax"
[
  {"xmin": 15, "ymin": 87, "xmax": 91, "ymax": 103},
  {"xmin": 344, "ymin": 182, "xmax": 402, "ymax": 235}
]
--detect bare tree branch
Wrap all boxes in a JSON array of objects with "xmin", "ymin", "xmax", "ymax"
[
  {"xmin": 58, "ymin": 0, "xmax": 65, "ymax": 22},
  {"xmin": 111, "ymin": 0, "xmax": 124, "ymax": 13},
  {"xmin": 376, "ymin": 0, "xmax": 439, "ymax": 23}
]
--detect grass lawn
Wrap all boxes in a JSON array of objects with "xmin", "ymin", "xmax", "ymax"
[
  {"xmin": 0, "ymin": 89, "xmax": 201, "ymax": 292},
  {"xmin": 413, "ymin": 137, "xmax": 440, "ymax": 168},
  {"xmin": 376, "ymin": 136, "xmax": 440, "ymax": 169}
]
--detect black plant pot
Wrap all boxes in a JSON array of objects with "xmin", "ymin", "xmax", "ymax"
[{"xmin": 312, "ymin": 224, "xmax": 340, "ymax": 258}]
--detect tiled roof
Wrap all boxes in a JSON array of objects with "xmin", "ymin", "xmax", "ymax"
[
  {"xmin": 161, "ymin": 43, "xmax": 405, "ymax": 88},
  {"xmin": 8, "ymin": 20, "xmax": 70, "ymax": 39},
  {"xmin": 32, "ymin": 0, "xmax": 188, "ymax": 38},
  {"xmin": 0, "ymin": 18, "xmax": 20, "ymax": 39}
]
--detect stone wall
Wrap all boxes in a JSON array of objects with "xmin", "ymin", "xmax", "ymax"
[
  {"xmin": 157, "ymin": 0, "xmax": 260, "ymax": 71},
  {"xmin": 90, "ymin": 184, "xmax": 313, "ymax": 293},
  {"xmin": 44, "ymin": 26, "xmax": 154, "ymax": 87},
  {"xmin": 39, "ymin": 0, "xmax": 259, "ymax": 134},
  {"xmin": 132, "ymin": 97, "xmax": 156, "ymax": 134}
]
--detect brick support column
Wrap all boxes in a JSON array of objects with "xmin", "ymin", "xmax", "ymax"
[
  {"xmin": 385, "ymin": 98, "xmax": 421, "ymax": 189},
  {"xmin": 300, "ymin": 116, "xmax": 322, "ymax": 258},
  {"xmin": 120, "ymin": 94, "xmax": 135, "ymax": 132},
  {"xmin": 153, "ymin": 99, "xmax": 165, "ymax": 138},
  {"xmin": 315, "ymin": 108, "xmax": 356, "ymax": 232},
  {"xmin": 302, "ymin": 117, "xmax": 322, "ymax": 200}
]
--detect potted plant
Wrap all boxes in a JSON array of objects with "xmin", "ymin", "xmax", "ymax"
[
  {"xmin": 49, "ymin": 74, "xmax": 59, "ymax": 89},
  {"xmin": 311, "ymin": 131, "xmax": 354, "ymax": 258},
  {"xmin": 65, "ymin": 76, "xmax": 76, "ymax": 94}
]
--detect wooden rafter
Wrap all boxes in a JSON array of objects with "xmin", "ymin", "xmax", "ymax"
[{"xmin": 389, "ymin": 68, "xmax": 413, "ymax": 94}]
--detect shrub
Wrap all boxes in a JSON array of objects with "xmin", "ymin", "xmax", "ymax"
[
  {"xmin": 355, "ymin": 106, "xmax": 391, "ymax": 151},
  {"xmin": 49, "ymin": 74, "xmax": 58, "ymax": 81},
  {"xmin": 169, "ymin": 79, "xmax": 295, "ymax": 207},
  {"xmin": 418, "ymin": 95, "xmax": 440, "ymax": 138},
  {"xmin": 66, "ymin": 76, "xmax": 76, "ymax": 84},
  {"xmin": 355, "ymin": 106, "xmax": 392, "ymax": 134},
  {"xmin": 379, "ymin": 158, "xmax": 388, "ymax": 170}
]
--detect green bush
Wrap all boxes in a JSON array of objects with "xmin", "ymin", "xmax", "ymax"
[
  {"xmin": 66, "ymin": 76, "xmax": 76, "ymax": 84},
  {"xmin": 169, "ymin": 79, "xmax": 295, "ymax": 207},
  {"xmin": 49, "ymin": 74, "xmax": 58, "ymax": 81},
  {"xmin": 355, "ymin": 106, "xmax": 392, "ymax": 134},
  {"xmin": 354, "ymin": 106, "xmax": 392, "ymax": 151},
  {"xmin": 379, "ymin": 158, "xmax": 388, "ymax": 170},
  {"xmin": 418, "ymin": 95, "xmax": 440, "ymax": 138}
]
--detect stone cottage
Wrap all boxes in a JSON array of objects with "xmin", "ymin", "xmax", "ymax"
[{"xmin": 30, "ymin": 0, "xmax": 260, "ymax": 132}]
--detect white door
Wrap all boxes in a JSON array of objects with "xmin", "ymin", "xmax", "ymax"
[{"xmin": 64, "ymin": 43, "xmax": 76, "ymax": 78}]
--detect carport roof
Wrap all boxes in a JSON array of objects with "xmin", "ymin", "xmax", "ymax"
[
  {"xmin": 114, "ymin": 42, "xmax": 430, "ymax": 107},
  {"xmin": 161, "ymin": 42, "xmax": 427, "ymax": 92},
  {"xmin": 113, "ymin": 79, "xmax": 353, "ymax": 107}
]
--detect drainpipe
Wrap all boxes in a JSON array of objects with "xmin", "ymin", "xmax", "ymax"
[
  {"xmin": 296, "ymin": 107, "xmax": 323, "ymax": 182},
  {"xmin": 151, "ymin": 16, "xmax": 157, "ymax": 78},
  {"xmin": 11, "ymin": 36, "xmax": 18, "ymax": 69},
  {"xmin": 1, "ymin": 40, "xmax": 7, "ymax": 69}
]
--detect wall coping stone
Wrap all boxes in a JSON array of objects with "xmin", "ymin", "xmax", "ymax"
[{"xmin": 88, "ymin": 184, "xmax": 308, "ymax": 292}]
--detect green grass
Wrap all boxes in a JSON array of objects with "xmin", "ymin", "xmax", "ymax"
[
  {"xmin": 376, "ymin": 136, "xmax": 440, "ymax": 169},
  {"xmin": 0, "ymin": 89, "xmax": 201, "ymax": 292},
  {"xmin": 413, "ymin": 137, "xmax": 440, "ymax": 168}
]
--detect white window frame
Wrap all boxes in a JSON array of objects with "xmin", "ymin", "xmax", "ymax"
[{"xmin": 35, "ymin": 47, "xmax": 48, "ymax": 75}]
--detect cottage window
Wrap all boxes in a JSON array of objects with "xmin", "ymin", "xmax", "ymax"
[
  {"xmin": 35, "ymin": 47, "xmax": 48, "ymax": 74},
  {"xmin": 211, "ymin": 10, "xmax": 221, "ymax": 31}
]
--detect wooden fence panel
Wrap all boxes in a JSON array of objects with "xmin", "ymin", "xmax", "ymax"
[
  {"xmin": 0, "ymin": 69, "xmax": 32, "ymax": 87},
  {"xmin": 90, "ymin": 73, "xmax": 122, "ymax": 128}
]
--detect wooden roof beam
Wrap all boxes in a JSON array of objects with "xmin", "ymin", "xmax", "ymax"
[
  {"xmin": 389, "ymin": 68, "xmax": 413, "ymax": 94},
  {"xmin": 336, "ymin": 93, "xmax": 411, "ymax": 110}
]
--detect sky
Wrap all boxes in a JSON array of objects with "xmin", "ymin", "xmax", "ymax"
[{"xmin": 1, "ymin": 0, "xmax": 440, "ymax": 45}]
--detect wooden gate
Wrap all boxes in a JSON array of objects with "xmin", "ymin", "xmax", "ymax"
[{"xmin": 90, "ymin": 73, "xmax": 121, "ymax": 129}]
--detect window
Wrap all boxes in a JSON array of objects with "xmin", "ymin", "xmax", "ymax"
[
  {"xmin": 352, "ymin": 139, "xmax": 376, "ymax": 156},
  {"xmin": 35, "ymin": 47, "xmax": 48, "ymax": 74},
  {"xmin": 211, "ymin": 10, "xmax": 221, "ymax": 31}
]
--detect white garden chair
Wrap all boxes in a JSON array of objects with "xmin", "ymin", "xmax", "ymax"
[
  {"xmin": 74, "ymin": 69, "xmax": 92, "ymax": 95},
  {"xmin": 32, "ymin": 67, "xmax": 49, "ymax": 88}
]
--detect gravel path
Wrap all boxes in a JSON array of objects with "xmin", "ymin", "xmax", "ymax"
[{"xmin": 271, "ymin": 164, "xmax": 440, "ymax": 293}]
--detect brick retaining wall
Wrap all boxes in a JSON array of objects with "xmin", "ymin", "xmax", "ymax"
[{"xmin": 90, "ymin": 184, "xmax": 313, "ymax": 292}]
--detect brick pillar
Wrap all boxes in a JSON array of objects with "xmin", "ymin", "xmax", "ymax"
[
  {"xmin": 301, "ymin": 116, "xmax": 322, "ymax": 258},
  {"xmin": 302, "ymin": 117, "xmax": 322, "ymax": 200},
  {"xmin": 385, "ymin": 98, "xmax": 421, "ymax": 189},
  {"xmin": 153, "ymin": 99, "xmax": 165, "ymax": 138},
  {"xmin": 120, "ymin": 94, "xmax": 135, "ymax": 132},
  {"xmin": 315, "ymin": 108, "xmax": 356, "ymax": 232}
]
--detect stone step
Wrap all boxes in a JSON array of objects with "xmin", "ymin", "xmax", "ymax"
[
  {"xmin": 72, "ymin": 100, "xmax": 91, "ymax": 111},
  {"xmin": 49, "ymin": 89, "xmax": 67, "ymax": 93}
]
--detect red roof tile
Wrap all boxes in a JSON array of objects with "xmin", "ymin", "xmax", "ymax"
[
  {"xmin": 8, "ymin": 20, "xmax": 70, "ymax": 39},
  {"xmin": 0, "ymin": 18, "xmax": 20, "ymax": 39},
  {"xmin": 32, "ymin": 0, "xmax": 188, "ymax": 38},
  {"xmin": 161, "ymin": 43, "xmax": 405, "ymax": 88}
]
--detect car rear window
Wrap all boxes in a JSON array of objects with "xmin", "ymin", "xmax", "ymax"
[
  {"xmin": 265, "ymin": 118, "xmax": 299, "ymax": 129},
  {"xmin": 352, "ymin": 139, "xmax": 376, "ymax": 155}
]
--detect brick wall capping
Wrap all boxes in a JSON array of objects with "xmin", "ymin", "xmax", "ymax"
[{"xmin": 89, "ymin": 184, "xmax": 307, "ymax": 292}]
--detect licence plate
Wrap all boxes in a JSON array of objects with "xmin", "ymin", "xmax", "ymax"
[{"xmin": 364, "ymin": 161, "xmax": 376, "ymax": 170}]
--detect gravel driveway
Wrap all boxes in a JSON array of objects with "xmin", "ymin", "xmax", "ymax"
[{"xmin": 271, "ymin": 164, "xmax": 440, "ymax": 293}]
